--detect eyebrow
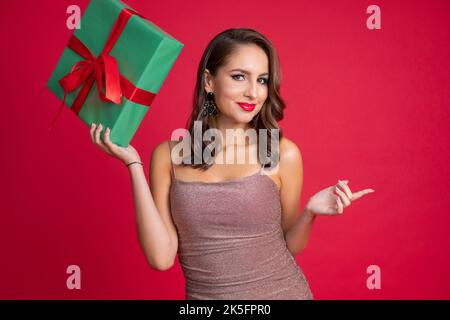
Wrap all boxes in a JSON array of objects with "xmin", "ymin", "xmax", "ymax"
[{"xmin": 229, "ymin": 68, "xmax": 269, "ymax": 76}]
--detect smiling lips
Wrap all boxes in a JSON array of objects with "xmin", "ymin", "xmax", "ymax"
[{"xmin": 237, "ymin": 102, "xmax": 256, "ymax": 112}]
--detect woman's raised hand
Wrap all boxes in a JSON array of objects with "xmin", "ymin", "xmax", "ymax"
[
  {"xmin": 305, "ymin": 180, "xmax": 375, "ymax": 216},
  {"xmin": 90, "ymin": 123, "xmax": 142, "ymax": 166}
]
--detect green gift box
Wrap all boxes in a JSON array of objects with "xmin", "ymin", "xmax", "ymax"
[{"xmin": 47, "ymin": 0, "xmax": 183, "ymax": 147}]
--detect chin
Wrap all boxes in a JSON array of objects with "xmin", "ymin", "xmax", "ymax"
[{"xmin": 234, "ymin": 113, "xmax": 255, "ymax": 124}]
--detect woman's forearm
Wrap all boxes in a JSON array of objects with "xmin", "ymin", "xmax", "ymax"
[
  {"xmin": 128, "ymin": 164, "xmax": 174, "ymax": 270},
  {"xmin": 285, "ymin": 207, "xmax": 317, "ymax": 257}
]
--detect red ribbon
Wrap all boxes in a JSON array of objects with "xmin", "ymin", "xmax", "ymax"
[{"xmin": 49, "ymin": 8, "xmax": 156, "ymax": 129}]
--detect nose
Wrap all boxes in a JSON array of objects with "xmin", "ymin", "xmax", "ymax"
[{"xmin": 244, "ymin": 81, "xmax": 258, "ymax": 100}]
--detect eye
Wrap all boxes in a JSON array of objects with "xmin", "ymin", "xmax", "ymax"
[
  {"xmin": 231, "ymin": 74, "xmax": 245, "ymax": 81},
  {"xmin": 231, "ymin": 74, "xmax": 269, "ymax": 85}
]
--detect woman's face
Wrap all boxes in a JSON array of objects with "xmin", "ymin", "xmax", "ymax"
[{"xmin": 204, "ymin": 44, "xmax": 269, "ymax": 125}]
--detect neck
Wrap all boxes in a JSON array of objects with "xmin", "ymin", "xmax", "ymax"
[{"xmin": 211, "ymin": 116, "xmax": 253, "ymax": 149}]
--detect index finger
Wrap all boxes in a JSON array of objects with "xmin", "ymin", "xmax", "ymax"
[
  {"xmin": 90, "ymin": 123, "xmax": 96, "ymax": 143},
  {"xmin": 103, "ymin": 127, "xmax": 116, "ymax": 151},
  {"xmin": 352, "ymin": 188, "xmax": 375, "ymax": 201}
]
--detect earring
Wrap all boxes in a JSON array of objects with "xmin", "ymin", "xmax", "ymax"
[{"xmin": 202, "ymin": 91, "xmax": 219, "ymax": 117}]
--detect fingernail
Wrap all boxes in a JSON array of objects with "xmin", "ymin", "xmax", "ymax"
[{"xmin": 106, "ymin": 127, "xmax": 110, "ymax": 133}]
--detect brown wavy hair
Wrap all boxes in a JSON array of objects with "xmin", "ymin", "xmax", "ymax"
[{"xmin": 176, "ymin": 28, "xmax": 286, "ymax": 170}]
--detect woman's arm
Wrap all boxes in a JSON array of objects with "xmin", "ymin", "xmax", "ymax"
[
  {"xmin": 129, "ymin": 144, "xmax": 177, "ymax": 271},
  {"xmin": 278, "ymin": 137, "xmax": 375, "ymax": 257},
  {"xmin": 91, "ymin": 124, "xmax": 178, "ymax": 271},
  {"xmin": 278, "ymin": 137, "xmax": 316, "ymax": 257},
  {"xmin": 285, "ymin": 207, "xmax": 316, "ymax": 256}
]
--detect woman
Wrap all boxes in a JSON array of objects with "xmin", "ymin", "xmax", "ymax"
[{"xmin": 89, "ymin": 28, "xmax": 375, "ymax": 299}]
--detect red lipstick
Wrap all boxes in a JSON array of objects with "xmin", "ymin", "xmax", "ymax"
[{"xmin": 237, "ymin": 102, "xmax": 256, "ymax": 112}]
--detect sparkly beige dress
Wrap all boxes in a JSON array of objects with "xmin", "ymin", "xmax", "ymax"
[{"xmin": 169, "ymin": 162, "xmax": 314, "ymax": 300}]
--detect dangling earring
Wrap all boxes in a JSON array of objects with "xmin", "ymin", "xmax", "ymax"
[{"xmin": 202, "ymin": 91, "xmax": 219, "ymax": 117}]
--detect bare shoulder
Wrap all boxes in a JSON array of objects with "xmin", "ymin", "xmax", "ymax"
[
  {"xmin": 278, "ymin": 137, "xmax": 303, "ymax": 181},
  {"xmin": 149, "ymin": 140, "xmax": 173, "ymax": 186},
  {"xmin": 151, "ymin": 140, "xmax": 172, "ymax": 167},
  {"xmin": 279, "ymin": 137, "xmax": 302, "ymax": 165},
  {"xmin": 277, "ymin": 137, "xmax": 304, "ymax": 235}
]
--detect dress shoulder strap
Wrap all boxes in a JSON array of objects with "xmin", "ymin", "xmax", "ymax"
[
  {"xmin": 258, "ymin": 160, "xmax": 267, "ymax": 174},
  {"xmin": 168, "ymin": 140, "xmax": 177, "ymax": 180}
]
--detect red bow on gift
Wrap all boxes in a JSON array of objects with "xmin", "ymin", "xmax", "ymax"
[{"xmin": 49, "ymin": 8, "xmax": 155, "ymax": 129}]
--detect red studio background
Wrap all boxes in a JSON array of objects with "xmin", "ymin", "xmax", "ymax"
[{"xmin": 0, "ymin": 0, "xmax": 449, "ymax": 300}]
